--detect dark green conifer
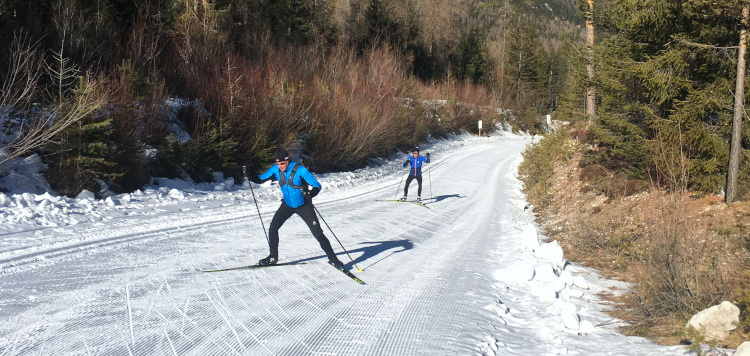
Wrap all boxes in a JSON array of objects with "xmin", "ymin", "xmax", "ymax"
[{"xmin": 450, "ymin": 27, "xmax": 491, "ymax": 84}]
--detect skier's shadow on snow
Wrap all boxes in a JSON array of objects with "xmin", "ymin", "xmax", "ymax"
[
  {"xmin": 344, "ymin": 240, "xmax": 413, "ymax": 268},
  {"xmin": 424, "ymin": 194, "xmax": 462, "ymax": 202},
  {"xmin": 298, "ymin": 239, "xmax": 412, "ymax": 269}
]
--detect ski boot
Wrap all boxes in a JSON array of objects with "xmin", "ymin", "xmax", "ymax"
[
  {"xmin": 258, "ymin": 256, "xmax": 278, "ymax": 266},
  {"xmin": 399, "ymin": 196, "xmax": 407, "ymax": 202},
  {"xmin": 416, "ymin": 196, "xmax": 422, "ymax": 203},
  {"xmin": 328, "ymin": 259, "xmax": 344, "ymax": 270}
]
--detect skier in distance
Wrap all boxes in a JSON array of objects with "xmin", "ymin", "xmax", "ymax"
[{"xmin": 401, "ymin": 148, "xmax": 430, "ymax": 203}]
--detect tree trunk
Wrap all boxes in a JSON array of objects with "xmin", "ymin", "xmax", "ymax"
[
  {"xmin": 499, "ymin": 2, "xmax": 508, "ymax": 101},
  {"xmin": 727, "ymin": 4, "xmax": 749, "ymax": 204},
  {"xmin": 585, "ymin": 0, "xmax": 596, "ymax": 126},
  {"xmin": 429, "ymin": 0, "xmax": 436, "ymax": 54}
]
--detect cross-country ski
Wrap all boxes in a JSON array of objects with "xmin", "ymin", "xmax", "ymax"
[
  {"xmin": 201, "ymin": 261, "xmax": 307, "ymax": 272},
  {"xmin": 326, "ymin": 260, "xmax": 366, "ymax": 284},
  {"xmin": 376, "ymin": 199, "xmax": 432, "ymax": 208}
]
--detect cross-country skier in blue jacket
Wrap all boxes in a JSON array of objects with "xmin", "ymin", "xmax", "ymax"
[
  {"xmin": 248, "ymin": 148, "xmax": 343, "ymax": 268},
  {"xmin": 401, "ymin": 148, "xmax": 430, "ymax": 202}
]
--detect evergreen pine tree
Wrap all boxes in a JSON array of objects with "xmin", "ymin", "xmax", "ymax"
[
  {"xmin": 450, "ymin": 26, "xmax": 491, "ymax": 84},
  {"xmin": 587, "ymin": 0, "xmax": 748, "ymax": 193},
  {"xmin": 265, "ymin": 0, "xmax": 337, "ymax": 45},
  {"xmin": 361, "ymin": 0, "xmax": 397, "ymax": 51},
  {"xmin": 504, "ymin": 11, "xmax": 551, "ymax": 131},
  {"xmin": 46, "ymin": 115, "xmax": 119, "ymax": 197}
]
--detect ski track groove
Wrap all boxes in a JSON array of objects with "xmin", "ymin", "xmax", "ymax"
[
  {"xmin": 144, "ymin": 279, "xmax": 241, "ymax": 354},
  {"xmin": 0, "ymin": 206, "xmax": 258, "ymax": 274},
  {"xmin": 167, "ymin": 301, "xmax": 229, "ymax": 353}
]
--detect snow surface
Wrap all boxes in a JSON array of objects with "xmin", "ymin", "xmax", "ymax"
[{"xmin": 0, "ymin": 131, "xmax": 706, "ymax": 355}]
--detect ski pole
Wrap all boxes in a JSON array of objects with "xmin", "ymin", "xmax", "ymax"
[
  {"xmin": 428, "ymin": 162, "xmax": 433, "ymax": 200},
  {"xmin": 394, "ymin": 165, "xmax": 408, "ymax": 200},
  {"xmin": 312, "ymin": 205, "xmax": 363, "ymax": 272},
  {"xmin": 243, "ymin": 166, "xmax": 269, "ymax": 243}
]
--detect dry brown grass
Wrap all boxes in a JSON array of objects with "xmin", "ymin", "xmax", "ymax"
[{"xmin": 532, "ymin": 149, "xmax": 750, "ymax": 348}]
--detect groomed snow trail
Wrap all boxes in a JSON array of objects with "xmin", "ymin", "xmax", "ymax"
[{"xmin": 0, "ymin": 135, "xmax": 692, "ymax": 355}]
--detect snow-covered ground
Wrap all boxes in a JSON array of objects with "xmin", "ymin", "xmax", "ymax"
[{"xmin": 0, "ymin": 131, "xmax": 702, "ymax": 355}]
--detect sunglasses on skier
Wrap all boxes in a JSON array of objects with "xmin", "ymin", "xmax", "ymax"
[{"xmin": 276, "ymin": 160, "xmax": 289, "ymax": 166}]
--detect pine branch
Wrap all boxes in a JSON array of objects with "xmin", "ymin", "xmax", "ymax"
[{"xmin": 670, "ymin": 35, "xmax": 739, "ymax": 50}]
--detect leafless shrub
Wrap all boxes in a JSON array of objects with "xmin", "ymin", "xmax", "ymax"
[
  {"xmin": 634, "ymin": 195, "xmax": 732, "ymax": 318},
  {"xmin": 571, "ymin": 218, "xmax": 612, "ymax": 253},
  {"xmin": 173, "ymin": 1, "xmax": 230, "ymax": 93},
  {"xmin": 605, "ymin": 178, "xmax": 650, "ymax": 199},
  {"xmin": 105, "ymin": 64, "xmax": 170, "ymax": 149},
  {"xmin": 49, "ymin": 0, "xmax": 104, "ymax": 67},
  {"xmin": 126, "ymin": 4, "xmax": 167, "ymax": 75},
  {"xmin": 0, "ymin": 33, "xmax": 43, "ymax": 126},
  {"xmin": 1, "ymin": 33, "xmax": 105, "ymax": 169},
  {"xmin": 571, "ymin": 129, "xmax": 593, "ymax": 143},
  {"xmin": 419, "ymin": 79, "xmax": 503, "ymax": 134},
  {"xmin": 650, "ymin": 121, "xmax": 690, "ymax": 193},
  {"xmin": 308, "ymin": 46, "xmax": 405, "ymax": 170},
  {"xmin": 580, "ymin": 164, "xmax": 607, "ymax": 183}
]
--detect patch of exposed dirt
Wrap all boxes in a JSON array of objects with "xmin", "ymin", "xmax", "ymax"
[{"xmin": 531, "ymin": 151, "xmax": 750, "ymax": 347}]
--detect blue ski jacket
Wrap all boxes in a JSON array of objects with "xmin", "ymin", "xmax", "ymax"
[
  {"xmin": 258, "ymin": 161, "xmax": 321, "ymax": 208},
  {"xmin": 403, "ymin": 155, "xmax": 430, "ymax": 176}
]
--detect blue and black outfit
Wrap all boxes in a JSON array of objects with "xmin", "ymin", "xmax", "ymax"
[
  {"xmin": 402, "ymin": 152, "xmax": 430, "ymax": 199},
  {"xmin": 250, "ymin": 149, "xmax": 341, "ymax": 267}
]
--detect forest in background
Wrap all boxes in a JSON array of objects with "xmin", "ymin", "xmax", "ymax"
[{"xmin": 0, "ymin": 0, "xmax": 583, "ymax": 197}]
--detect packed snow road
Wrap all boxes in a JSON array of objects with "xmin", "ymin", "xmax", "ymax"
[{"xmin": 0, "ymin": 133, "xmax": 692, "ymax": 355}]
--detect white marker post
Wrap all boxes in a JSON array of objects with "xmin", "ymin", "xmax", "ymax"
[
  {"xmin": 547, "ymin": 114, "xmax": 552, "ymax": 132},
  {"xmin": 478, "ymin": 120, "xmax": 482, "ymax": 137}
]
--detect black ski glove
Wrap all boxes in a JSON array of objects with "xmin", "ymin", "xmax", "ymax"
[
  {"xmin": 243, "ymin": 166, "xmax": 263, "ymax": 184},
  {"xmin": 304, "ymin": 186, "xmax": 321, "ymax": 201},
  {"xmin": 247, "ymin": 174, "xmax": 263, "ymax": 184},
  {"xmin": 425, "ymin": 152, "xmax": 430, "ymax": 157}
]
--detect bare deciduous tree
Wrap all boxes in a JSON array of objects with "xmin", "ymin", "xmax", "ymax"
[
  {"xmin": 0, "ymin": 34, "xmax": 105, "ymax": 170},
  {"xmin": 1, "ymin": 34, "xmax": 44, "ymax": 114},
  {"xmin": 1, "ymin": 34, "xmax": 45, "ymax": 165}
]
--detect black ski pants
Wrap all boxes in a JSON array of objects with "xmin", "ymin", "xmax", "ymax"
[
  {"xmin": 403, "ymin": 174, "xmax": 423, "ymax": 197},
  {"xmin": 268, "ymin": 201, "xmax": 338, "ymax": 262}
]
